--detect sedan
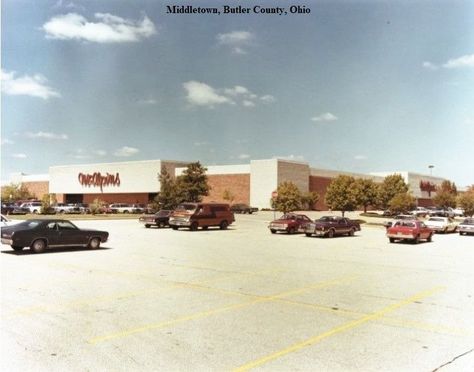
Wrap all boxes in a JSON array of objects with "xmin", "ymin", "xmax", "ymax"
[
  {"xmin": 139, "ymin": 210, "xmax": 172, "ymax": 228},
  {"xmin": 1, "ymin": 219, "xmax": 109, "ymax": 253},
  {"xmin": 424, "ymin": 217, "xmax": 457, "ymax": 233},
  {"xmin": 386, "ymin": 220, "xmax": 433, "ymax": 244},
  {"xmin": 458, "ymin": 218, "xmax": 474, "ymax": 236},
  {"xmin": 268, "ymin": 213, "xmax": 312, "ymax": 234}
]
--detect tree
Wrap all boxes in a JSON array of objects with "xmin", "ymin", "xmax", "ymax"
[
  {"xmin": 433, "ymin": 180, "xmax": 457, "ymax": 209},
  {"xmin": 325, "ymin": 175, "xmax": 358, "ymax": 216},
  {"xmin": 40, "ymin": 193, "xmax": 57, "ymax": 214},
  {"xmin": 377, "ymin": 174, "xmax": 409, "ymax": 210},
  {"xmin": 154, "ymin": 168, "xmax": 180, "ymax": 210},
  {"xmin": 175, "ymin": 162, "xmax": 210, "ymax": 203},
  {"xmin": 222, "ymin": 189, "xmax": 236, "ymax": 204},
  {"xmin": 1, "ymin": 183, "xmax": 35, "ymax": 201},
  {"xmin": 457, "ymin": 186, "xmax": 474, "ymax": 217},
  {"xmin": 353, "ymin": 178, "xmax": 378, "ymax": 213},
  {"xmin": 301, "ymin": 191, "xmax": 320, "ymax": 210},
  {"xmin": 271, "ymin": 181, "xmax": 303, "ymax": 213},
  {"xmin": 388, "ymin": 193, "xmax": 416, "ymax": 215},
  {"xmin": 90, "ymin": 198, "xmax": 106, "ymax": 215}
]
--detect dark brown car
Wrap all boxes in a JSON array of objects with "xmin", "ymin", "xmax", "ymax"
[
  {"xmin": 304, "ymin": 216, "xmax": 361, "ymax": 238},
  {"xmin": 268, "ymin": 213, "xmax": 312, "ymax": 234},
  {"xmin": 168, "ymin": 203, "xmax": 235, "ymax": 231}
]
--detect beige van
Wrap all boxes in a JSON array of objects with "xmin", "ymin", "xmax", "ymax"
[{"xmin": 169, "ymin": 203, "xmax": 235, "ymax": 231}]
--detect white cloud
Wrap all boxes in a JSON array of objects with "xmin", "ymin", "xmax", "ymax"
[
  {"xmin": 183, "ymin": 81, "xmax": 275, "ymax": 109},
  {"xmin": 242, "ymin": 100, "xmax": 255, "ymax": 108},
  {"xmin": 26, "ymin": 131, "xmax": 69, "ymax": 140},
  {"xmin": 114, "ymin": 146, "xmax": 139, "ymax": 157},
  {"xmin": 216, "ymin": 30, "xmax": 254, "ymax": 54},
  {"xmin": 260, "ymin": 95, "xmax": 276, "ymax": 103},
  {"xmin": 273, "ymin": 154, "xmax": 305, "ymax": 161},
  {"xmin": 422, "ymin": 61, "xmax": 439, "ymax": 70},
  {"xmin": 1, "ymin": 138, "xmax": 14, "ymax": 145},
  {"xmin": 42, "ymin": 13, "xmax": 156, "ymax": 43},
  {"xmin": 72, "ymin": 148, "xmax": 107, "ymax": 159},
  {"xmin": 12, "ymin": 153, "xmax": 27, "ymax": 159},
  {"xmin": 238, "ymin": 154, "xmax": 251, "ymax": 159},
  {"xmin": 311, "ymin": 112, "xmax": 338, "ymax": 122},
  {"xmin": 183, "ymin": 81, "xmax": 233, "ymax": 107},
  {"xmin": 443, "ymin": 54, "xmax": 474, "ymax": 69},
  {"xmin": 94, "ymin": 150, "xmax": 107, "ymax": 156},
  {"xmin": 1, "ymin": 69, "xmax": 60, "ymax": 100},
  {"xmin": 354, "ymin": 155, "xmax": 367, "ymax": 160}
]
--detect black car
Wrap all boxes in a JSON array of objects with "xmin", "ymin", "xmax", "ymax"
[
  {"xmin": 1, "ymin": 203, "xmax": 28, "ymax": 215},
  {"xmin": 139, "ymin": 210, "xmax": 172, "ymax": 228},
  {"xmin": 0, "ymin": 219, "xmax": 109, "ymax": 253},
  {"xmin": 230, "ymin": 203, "xmax": 258, "ymax": 214}
]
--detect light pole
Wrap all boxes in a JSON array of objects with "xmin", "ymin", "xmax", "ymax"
[{"xmin": 428, "ymin": 165, "xmax": 434, "ymax": 176}]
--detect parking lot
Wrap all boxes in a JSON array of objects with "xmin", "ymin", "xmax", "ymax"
[{"xmin": 1, "ymin": 212, "xmax": 473, "ymax": 371}]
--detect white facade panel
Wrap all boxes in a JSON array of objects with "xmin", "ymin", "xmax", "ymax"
[
  {"xmin": 49, "ymin": 160, "xmax": 164, "ymax": 194},
  {"xmin": 250, "ymin": 159, "xmax": 278, "ymax": 209}
]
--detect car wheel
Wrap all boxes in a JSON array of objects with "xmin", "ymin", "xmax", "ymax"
[
  {"xmin": 31, "ymin": 239, "xmax": 46, "ymax": 253},
  {"xmin": 348, "ymin": 228, "xmax": 355, "ymax": 236},
  {"xmin": 220, "ymin": 220, "xmax": 229, "ymax": 230},
  {"xmin": 427, "ymin": 233, "xmax": 433, "ymax": 242},
  {"xmin": 202, "ymin": 226, "xmax": 208, "ymax": 230},
  {"xmin": 145, "ymin": 224, "xmax": 151, "ymax": 228},
  {"xmin": 172, "ymin": 226, "xmax": 179, "ymax": 230},
  {"xmin": 270, "ymin": 229, "xmax": 276, "ymax": 234},
  {"xmin": 158, "ymin": 222, "xmax": 165, "ymax": 228},
  {"xmin": 459, "ymin": 231, "xmax": 464, "ymax": 236},
  {"xmin": 190, "ymin": 222, "xmax": 198, "ymax": 231},
  {"xmin": 11, "ymin": 245, "xmax": 23, "ymax": 251},
  {"xmin": 327, "ymin": 229, "xmax": 335, "ymax": 238},
  {"xmin": 32, "ymin": 210, "xmax": 38, "ymax": 214},
  {"xmin": 123, "ymin": 210, "xmax": 129, "ymax": 214},
  {"xmin": 413, "ymin": 235, "xmax": 420, "ymax": 244},
  {"xmin": 305, "ymin": 233, "xmax": 312, "ymax": 237},
  {"xmin": 389, "ymin": 238, "xmax": 395, "ymax": 243},
  {"xmin": 88, "ymin": 237, "xmax": 101, "ymax": 249}
]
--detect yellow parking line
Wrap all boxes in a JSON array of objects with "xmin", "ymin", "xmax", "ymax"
[
  {"xmin": 88, "ymin": 275, "xmax": 357, "ymax": 344},
  {"xmin": 6, "ymin": 267, "xmax": 285, "ymax": 319},
  {"xmin": 233, "ymin": 286, "xmax": 446, "ymax": 372}
]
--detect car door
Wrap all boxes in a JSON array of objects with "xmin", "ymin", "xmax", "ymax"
[
  {"xmin": 44, "ymin": 222, "xmax": 61, "ymax": 246},
  {"xmin": 56, "ymin": 221, "xmax": 86, "ymax": 246}
]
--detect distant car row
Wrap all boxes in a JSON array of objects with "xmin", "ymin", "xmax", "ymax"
[{"xmin": 405, "ymin": 206, "xmax": 465, "ymax": 218}]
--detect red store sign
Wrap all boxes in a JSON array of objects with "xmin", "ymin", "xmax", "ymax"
[{"xmin": 78, "ymin": 172, "xmax": 121, "ymax": 192}]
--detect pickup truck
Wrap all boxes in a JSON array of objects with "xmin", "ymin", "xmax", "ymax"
[{"xmin": 304, "ymin": 216, "xmax": 361, "ymax": 238}]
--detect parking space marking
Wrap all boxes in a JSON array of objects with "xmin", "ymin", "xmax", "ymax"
[
  {"xmin": 233, "ymin": 286, "xmax": 446, "ymax": 372},
  {"xmin": 5, "ymin": 267, "xmax": 285, "ymax": 319},
  {"xmin": 88, "ymin": 275, "xmax": 357, "ymax": 344}
]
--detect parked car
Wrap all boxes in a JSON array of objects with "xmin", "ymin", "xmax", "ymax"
[
  {"xmin": 19, "ymin": 201, "xmax": 42, "ymax": 214},
  {"xmin": 139, "ymin": 210, "xmax": 172, "ymax": 228},
  {"xmin": 52, "ymin": 203, "xmax": 81, "ymax": 214},
  {"xmin": 448, "ymin": 207, "xmax": 465, "ymax": 217},
  {"xmin": 424, "ymin": 217, "xmax": 457, "ymax": 233},
  {"xmin": 383, "ymin": 214, "xmax": 415, "ymax": 229},
  {"xmin": 1, "ymin": 203, "xmax": 28, "ymax": 215},
  {"xmin": 98, "ymin": 204, "xmax": 115, "ymax": 214},
  {"xmin": 169, "ymin": 203, "xmax": 234, "ymax": 231},
  {"xmin": 109, "ymin": 203, "xmax": 143, "ymax": 214},
  {"xmin": 1, "ymin": 214, "xmax": 22, "ymax": 227},
  {"xmin": 230, "ymin": 203, "xmax": 258, "ymax": 214},
  {"xmin": 268, "ymin": 213, "xmax": 312, "ymax": 234},
  {"xmin": 304, "ymin": 216, "xmax": 361, "ymax": 238},
  {"xmin": 458, "ymin": 218, "xmax": 474, "ymax": 235},
  {"xmin": 409, "ymin": 207, "xmax": 429, "ymax": 218},
  {"xmin": 386, "ymin": 220, "xmax": 433, "ymax": 244},
  {"xmin": 0, "ymin": 219, "xmax": 109, "ymax": 253}
]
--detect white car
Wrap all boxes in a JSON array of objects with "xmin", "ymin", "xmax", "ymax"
[
  {"xmin": 424, "ymin": 217, "xmax": 457, "ymax": 233},
  {"xmin": 19, "ymin": 202, "xmax": 42, "ymax": 214},
  {"xmin": 1, "ymin": 214, "xmax": 22, "ymax": 227}
]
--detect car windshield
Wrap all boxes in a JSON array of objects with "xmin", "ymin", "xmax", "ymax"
[
  {"xmin": 16, "ymin": 220, "xmax": 41, "ymax": 228},
  {"xmin": 280, "ymin": 214, "xmax": 296, "ymax": 220},
  {"xmin": 175, "ymin": 204, "xmax": 196, "ymax": 212},
  {"xmin": 157, "ymin": 210, "xmax": 170, "ymax": 217},
  {"xmin": 462, "ymin": 219, "xmax": 474, "ymax": 225},
  {"xmin": 429, "ymin": 218, "xmax": 444, "ymax": 222},
  {"xmin": 318, "ymin": 216, "xmax": 335, "ymax": 222}
]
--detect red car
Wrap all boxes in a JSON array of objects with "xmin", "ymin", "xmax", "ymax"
[
  {"xmin": 386, "ymin": 220, "xmax": 433, "ymax": 244},
  {"xmin": 268, "ymin": 213, "xmax": 312, "ymax": 234}
]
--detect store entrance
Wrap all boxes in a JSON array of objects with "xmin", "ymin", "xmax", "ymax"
[{"xmin": 65, "ymin": 194, "xmax": 84, "ymax": 203}]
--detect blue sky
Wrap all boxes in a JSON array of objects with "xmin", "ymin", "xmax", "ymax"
[{"xmin": 1, "ymin": 0, "xmax": 473, "ymax": 187}]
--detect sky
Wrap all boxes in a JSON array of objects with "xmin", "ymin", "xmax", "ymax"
[{"xmin": 1, "ymin": 0, "xmax": 473, "ymax": 187}]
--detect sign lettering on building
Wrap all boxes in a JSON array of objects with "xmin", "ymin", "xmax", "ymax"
[
  {"xmin": 78, "ymin": 172, "xmax": 121, "ymax": 192},
  {"xmin": 419, "ymin": 180, "xmax": 436, "ymax": 197}
]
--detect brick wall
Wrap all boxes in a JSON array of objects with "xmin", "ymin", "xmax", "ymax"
[
  {"xmin": 83, "ymin": 193, "xmax": 150, "ymax": 204},
  {"xmin": 22, "ymin": 181, "xmax": 49, "ymax": 200},
  {"xmin": 202, "ymin": 174, "xmax": 250, "ymax": 204},
  {"xmin": 309, "ymin": 176, "xmax": 333, "ymax": 210}
]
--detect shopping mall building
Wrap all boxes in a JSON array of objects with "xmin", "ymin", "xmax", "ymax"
[{"xmin": 8, "ymin": 158, "xmax": 447, "ymax": 210}]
